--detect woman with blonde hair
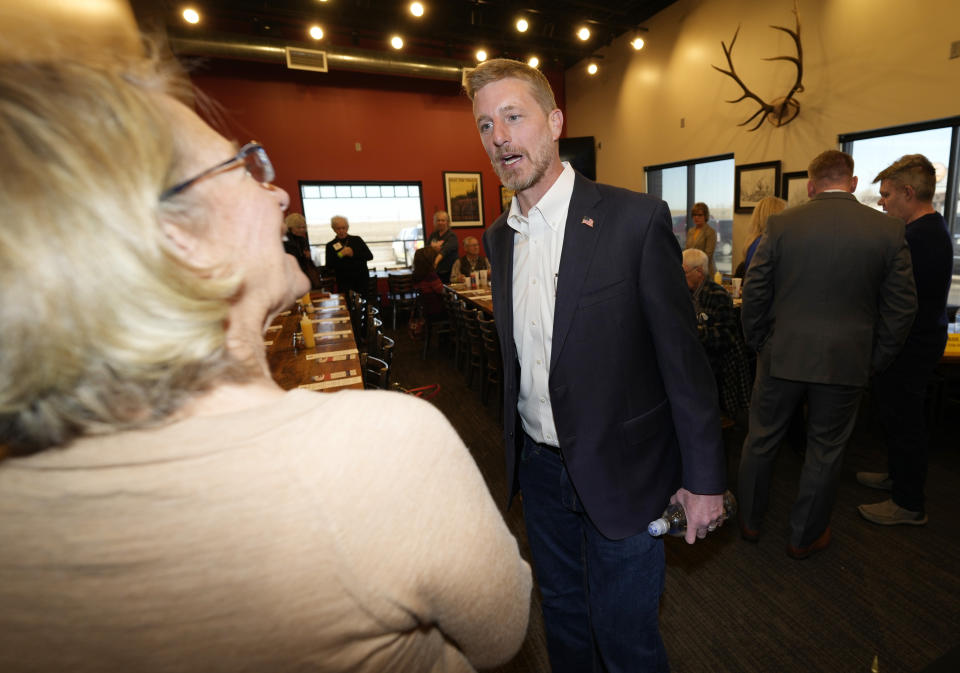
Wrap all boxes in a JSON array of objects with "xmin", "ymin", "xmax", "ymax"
[
  {"xmin": 684, "ymin": 202, "xmax": 718, "ymax": 277},
  {"xmin": 0, "ymin": 53, "xmax": 530, "ymax": 671},
  {"xmin": 743, "ymin": 196, "xmax": 787, "ymax": 271}
]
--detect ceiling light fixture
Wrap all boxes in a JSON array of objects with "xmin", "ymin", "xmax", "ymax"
[
  {"xmin": 587, "ymin": 62, "xmax": 598, "ymax": 75},
  {"xmin": 182, "ymin": 8, "xmax": 200, "ymax": 24},
  {"xmin": 631, "ymin": 36, "xmax": 645, "ymax": 50},
  {"xmin": 528, "ymin": 56, "xmax": 539, "ymax": 68},
  {"xmin": 309, "ymin": 25, "xmax": 324, "ymax": 40},
  {"xmin": 476, "ymin": 49, "xmax": 488, "ymax": 62},
  {"xmin": 410, "ymin": 2, "xmax": 425, "ymax": 18},
  {"xmin": 577, "ymin": 27, "xmax": 591, "ymax": 41},
  {"xmin": 516, "ymin": 18, "xmax": 529, "ymax": 33},
  {"xmin": 390, "ymin": 35, "xmax": 404, "ymax": 49}
]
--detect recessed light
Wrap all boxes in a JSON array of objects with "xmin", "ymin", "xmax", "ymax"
[
  {"xmin": 390, "ymin": 35, "xmax": 404, "ymax": 49},
  {"xmin": 309, "ymin": 25, "xmax": 324, "ymax": 40},
  {"xmin": 476, "ymin": 49, "xmax": 488, "ymax": 62},
  {"xmin": 410, "ymin": 2, "xmax": 425, "ymax": 17},
  {"xmin": 516, "ymin": 18, "xmax": 528, "ymax": 33},
  {"xmin": 631, "ymin": 37, "xmax": 645, "ymax": 50},
  {"xmin": 182, "ymin": 8, "xmax": 200, "ymax": 24},
  {"xmin": 528, "ymin": 56, "xmax": 539, "ymax": 68},
  {"xmin": 577, "ymin": 27, "xmax": 591, "ymax": 41},
  {"xmin": 587, "ymin": 62, "xmax": 598, "ymax": 75}
]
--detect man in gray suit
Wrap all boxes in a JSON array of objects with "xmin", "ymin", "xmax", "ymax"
[{"xmin": 739, "ymin": 150, "xmax": 916, "ymax": 559}]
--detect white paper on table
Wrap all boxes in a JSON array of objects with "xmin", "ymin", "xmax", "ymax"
[
  {"xmin": 305, "ymin": 348, "xmax": 359, "ymax": 360},
  {"xmin": 298, "ymin": 375, "xmax": 363, "ymax": 390}
]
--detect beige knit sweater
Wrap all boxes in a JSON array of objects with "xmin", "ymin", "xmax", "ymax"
[{"xmin": 0, "ymin": 389, "xmax": 531, "ymax": 672}]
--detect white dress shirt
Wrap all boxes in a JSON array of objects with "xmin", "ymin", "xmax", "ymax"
[{"xmin": 507, "ymin": 162, "xmax": 575, "ymax": 447}]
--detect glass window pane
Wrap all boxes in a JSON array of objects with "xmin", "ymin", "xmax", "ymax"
[
  {"xmin": 850, "ymin": 127, "xmax": 952, "ymax": 213},
  {"xmin": 694, "ymin": 159, "xmax": 734, "ymax": 274},
  {"xmin": 660, "ymin": 166, "xmax": 688, "ymax": 247}
]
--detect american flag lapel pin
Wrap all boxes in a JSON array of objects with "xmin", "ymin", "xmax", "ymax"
[{"xmin": 581, "ymin": 216, "xmax": 594, "ymax": 228}]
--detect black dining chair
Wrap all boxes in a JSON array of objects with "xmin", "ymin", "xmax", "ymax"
[
  {"xmin": 360, "ymin": 353, "xmax": 390, "ymax": 390},
  {"xmin": 386, "ymin": 272, "xmax": 419, "ymax": 330},
  {"xmin": 476, "ymin": 312, "xmax": 502, "ymax": 413}
]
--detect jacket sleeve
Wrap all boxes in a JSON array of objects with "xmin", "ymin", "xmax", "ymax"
[
  {"xmin": 354, "ymin": 236, "xmax": 373, "ymax": 263},
  {"xmin": 872, "ymin": 235, "xmax": 917, "ymax": 372},
  {"xmin": 640, "ymin": 201, "xmax": 726, "ymax": 495},
  {"xmin": 704, "ymin": 225, "xmax": 717, "ymax": 260}
]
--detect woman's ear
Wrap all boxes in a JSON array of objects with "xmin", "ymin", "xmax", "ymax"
[{"xmin": 161, "ymin": 219, "xmax": 211, "ymax": 267}]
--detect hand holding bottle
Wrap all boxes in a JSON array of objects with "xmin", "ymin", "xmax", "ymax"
[{"xmin": 648, "ymin": 489, "xmax": 735, "ymax": 544}]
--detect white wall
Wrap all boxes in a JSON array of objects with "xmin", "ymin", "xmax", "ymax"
[{"xmin": 564, "ymin": 0, "xmax": 960, "ymax": 265}]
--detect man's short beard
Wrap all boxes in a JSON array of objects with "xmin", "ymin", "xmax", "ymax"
[{"xmin": 494, "ymin": 137, "xmax": 554, "ymax": 194}]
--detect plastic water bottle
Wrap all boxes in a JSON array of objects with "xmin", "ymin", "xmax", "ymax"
[{"xmin": 647, "ymin": 490, "xmax": 738, "ymax": 537}]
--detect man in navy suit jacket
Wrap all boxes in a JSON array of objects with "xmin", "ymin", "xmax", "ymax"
[{"xmin": 465, "ymin": 59, "xmax": 726, "ymax": 673}]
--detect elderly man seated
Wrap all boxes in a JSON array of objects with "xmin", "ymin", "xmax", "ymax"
[
  {"xmin": 450, "ymin": 236, "xmax": 490, "ymax": 284},
  {"xmin": 682, "ymin": 249, "xmax": 752, "ymax": 424}
]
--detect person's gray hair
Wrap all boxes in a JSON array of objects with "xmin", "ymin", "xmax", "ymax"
[
  {"xmin": 682, "ymin": 248, "xmax": 709, "ymax": 274},
  {"xmin": 873, "ymin": 154, "xmax": 936, "ymax": 202},
  {"xmin": 463, "ymin": 236, "xmax": 479, "ymax": 246},
  {"xmin": 0, "ymin": 55, "xmax": 248, "ymax": 455},
  {"xmin": 331, "ymin": 215, "xmax": 348, "ymax": 226},
  {"xmin": 433, "ymin": 210, "xmax": 449, "ymax": 225}
]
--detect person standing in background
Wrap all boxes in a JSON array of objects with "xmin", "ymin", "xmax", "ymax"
[
  {"xmin": 467, "ymin": 58, "xmax": 726, "ymax": 673},
  {"xmin": 325, "ymin": 215, "xmax": 372, "ymax": 296},
  {"xmin": 742, "ymin": 196, "xmax": 787, "ymax": 272},
  {"xmin": 283, "ymin": 213, "xmax": 320, "ymax": 289},
  {"xmin": 427, "ymin": 210, "xmax": 458, "ymax": 283},
  {"xmin": 739, "ymin": 150, "xmax": 916, "ymax": 560},
  {"xmin": 685, "ymin": 201, "xmax": 717, "ymax": 278},
  {"xmin": 857, "ymin": 154, "xmax": 953, "ymax": 526}
]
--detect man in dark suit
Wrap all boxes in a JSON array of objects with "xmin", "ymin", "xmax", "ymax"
[
  {"xmin": 465, "ymin": 58, "xmax": 726, "ymax": 673},
  {"xmin": 740, "ymin": 150, "xmax": 916, "ymax": 560}
]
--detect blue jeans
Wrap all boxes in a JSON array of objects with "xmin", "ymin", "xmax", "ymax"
[{"xmin": 519, "ymin": 434, "xmax": 669, "ymax": 673}]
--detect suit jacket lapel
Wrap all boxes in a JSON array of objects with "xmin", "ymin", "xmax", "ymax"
[
  {"xmin": 550, "ymin": 174, "xmax": 602, "ymax": 373},
  {"xmin": 490, "ymin": 216, "xmax": 516, "ymax": 355}
]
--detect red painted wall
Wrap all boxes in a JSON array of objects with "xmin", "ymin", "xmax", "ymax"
[{"xmin": 190, "ymin": 60, "xmax": 566, "ymax": 251}]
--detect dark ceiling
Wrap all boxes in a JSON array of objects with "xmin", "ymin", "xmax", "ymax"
[{"xmin": 136, "ymin": 0, "xmax": 677, "ymax": 71}]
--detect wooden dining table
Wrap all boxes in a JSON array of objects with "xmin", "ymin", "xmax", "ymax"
[
  {"xmin": 445, "ymin": 284, "xmax": 494, "ymax": 315},
  {"xmin": 265, "ymin": 291, "xmax": 364, "ymax": 392}
]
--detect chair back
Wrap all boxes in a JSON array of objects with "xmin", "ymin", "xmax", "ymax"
[{"xmin": 360, "ymin": 353, "xmax": 390, "ymax": 390}]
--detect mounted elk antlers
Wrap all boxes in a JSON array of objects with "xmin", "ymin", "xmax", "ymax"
[{"xmin": 712, "ymin": 2, "xmax": 803, "ymax": 131}]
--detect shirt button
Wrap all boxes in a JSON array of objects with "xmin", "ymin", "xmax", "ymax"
[
  {"xmin": 531, "ymin": 279, "xmax": 536, "ymax": 284},
  {"xmin": 545, "ymin": 433, "xmax": 553, "ymax": 441},
  {"xmin": 531, "ymin": 320, "xmax": 536, "ymax": 326},
  {"xmin": 536, "ymin": 359, "xmax": 542, "ymax": 366},
  {"xmin": 540, "ymin": 397, "xmax": 546, "ymax": 403}
]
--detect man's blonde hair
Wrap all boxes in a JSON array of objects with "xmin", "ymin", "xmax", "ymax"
[
  {"xmin": 464, "ymin": 58, "xmax": 557, "ymax": 115},
  {"xmin": 0, "ymin": 56, "xmax": 247, "ymax": 455},
  {"xmin": 873, "ymin": 154, "xmax": 937, "ymax": 202}
]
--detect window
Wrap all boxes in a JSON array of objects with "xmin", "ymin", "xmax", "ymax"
[
  {"xmin": 645, "ymin": 154, "xmax": 735, "ymax": 274},
  {"xmin": 299, "ymin": 181, "xmax": 426, "ymax": 268},
  {"xmin": 841, "ymin": 116, "xmax": 960, "ymax": 306}
]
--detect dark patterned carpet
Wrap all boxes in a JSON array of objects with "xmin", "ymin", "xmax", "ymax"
[{"xmin": 385, "ymin": 325, "xmax": 960, "ymax": 673}]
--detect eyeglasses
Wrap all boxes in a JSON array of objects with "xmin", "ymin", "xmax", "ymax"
[{"xmin": 160, "ymin": 142, "xmax": 275, "ymax": 201}]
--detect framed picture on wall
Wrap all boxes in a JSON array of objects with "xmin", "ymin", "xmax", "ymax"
[
  {"xmin": 781, "ymin": 170, "xmax": 809, "ymax": 209},
  {"xmin": 735, "ymin": 160, "xmax": 781, "ymax": 213},
  {"xmin": 500, "ymin": 185, "xmax": 515, "ymax": 213},
  {"xmin": 443, "ymin": 171, "xmax": 484, "ymax": 228}
]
